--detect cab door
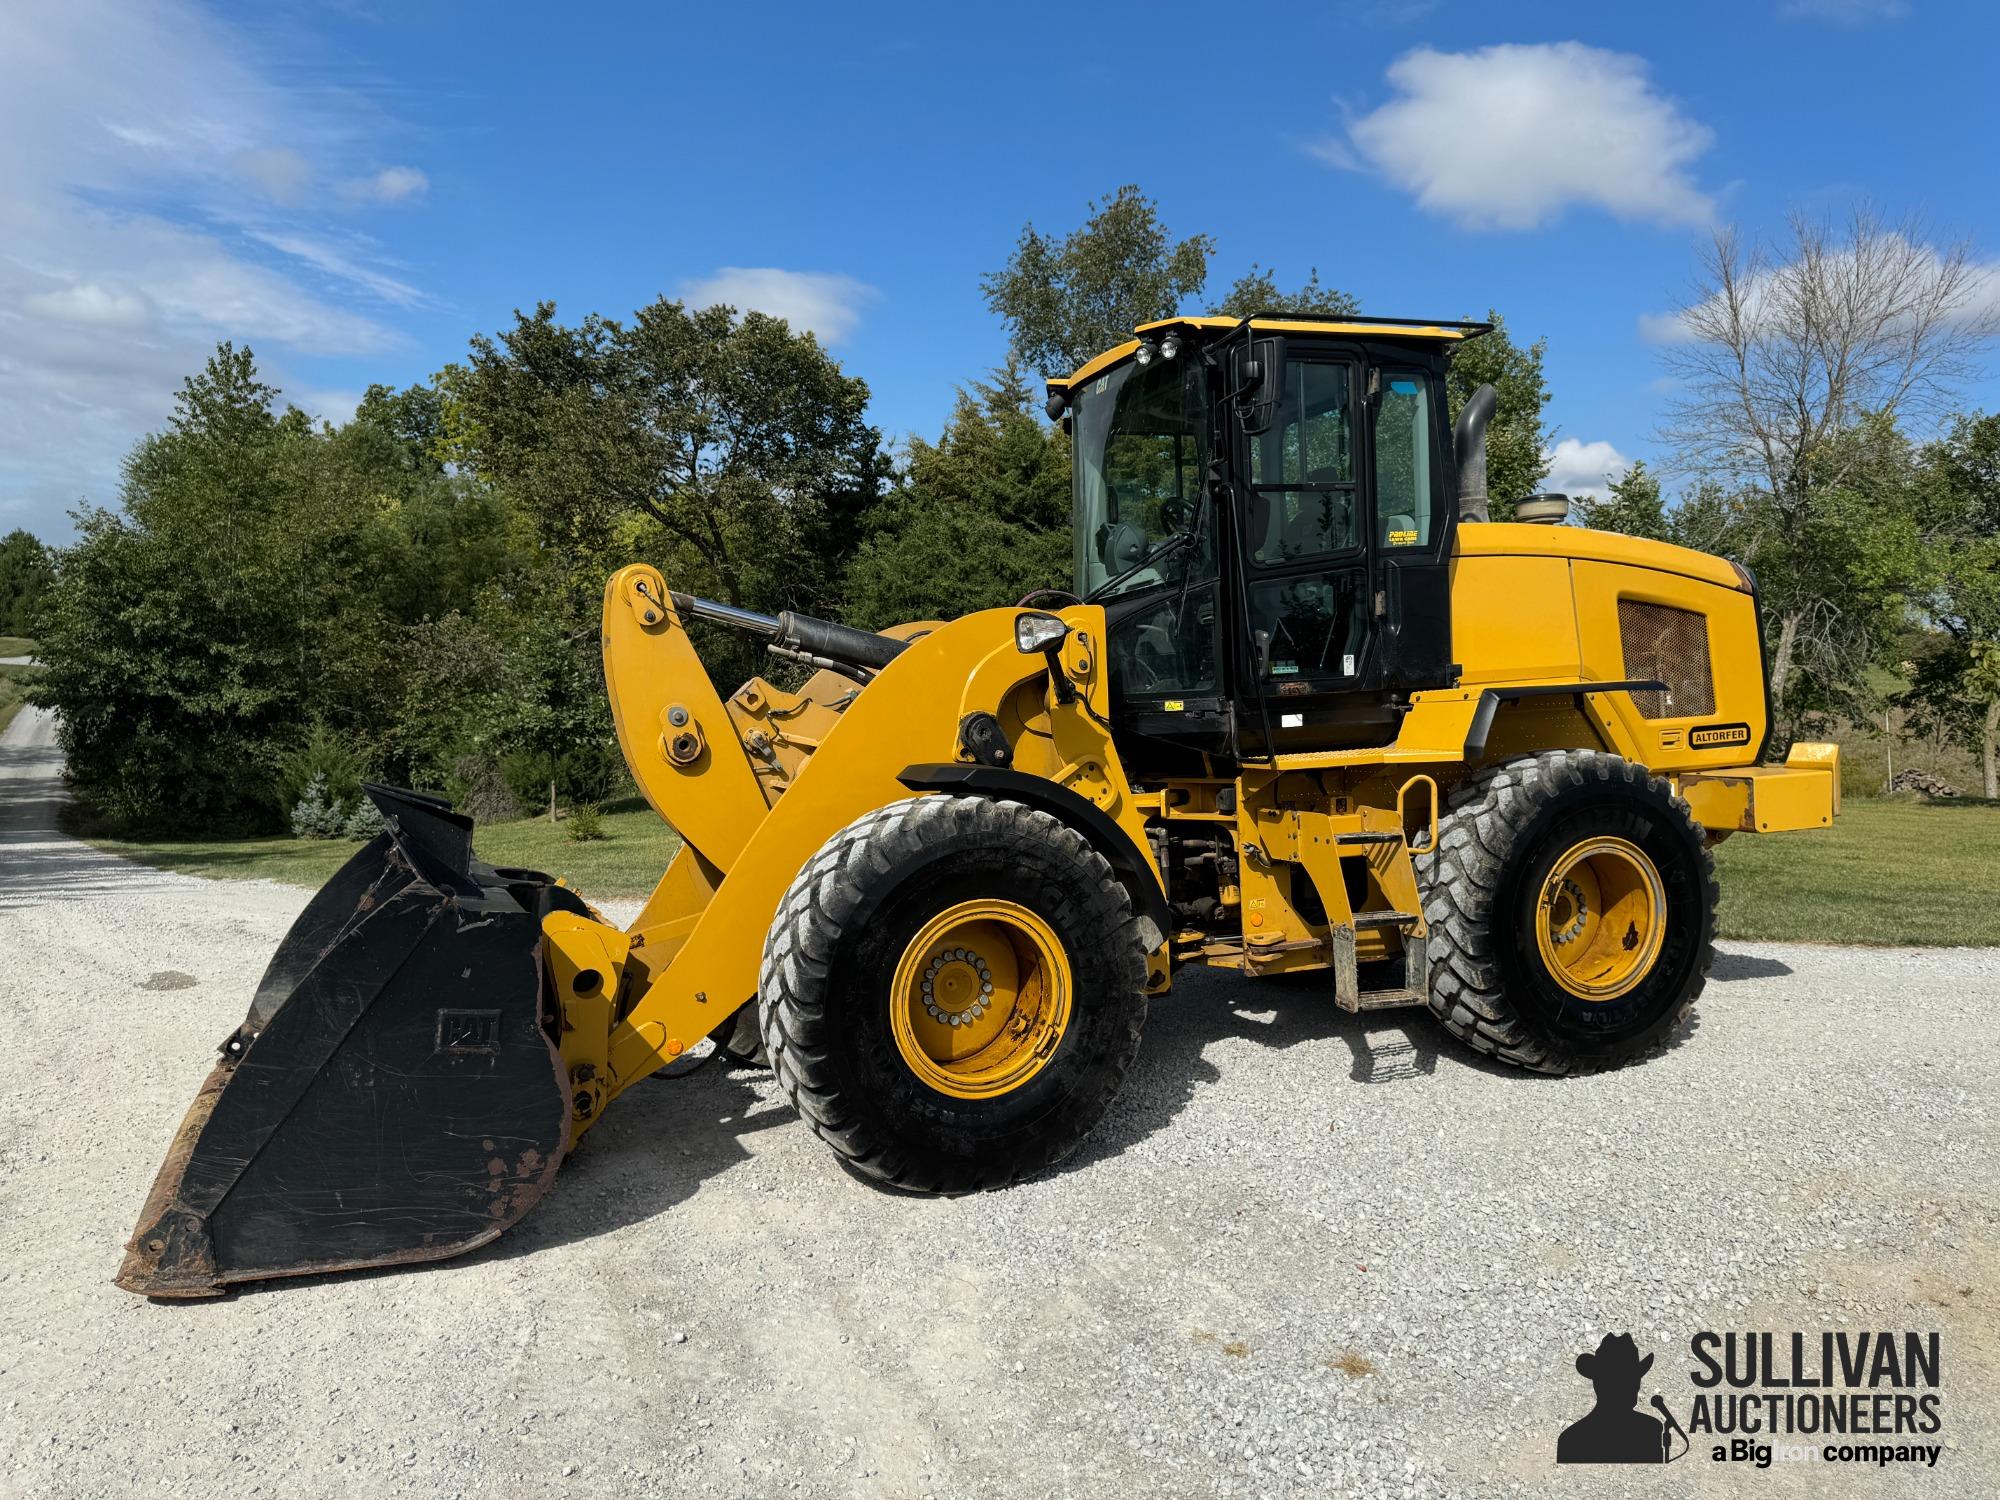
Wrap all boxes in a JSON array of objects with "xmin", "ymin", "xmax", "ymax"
[
  {"xmin": 1365, "ymin": 359, "xmax": 1456, "ymax": 695},
  {"xmin": 1231, "ymin": 344, "xmax": 1454, "ymax": 755},
  {"xmin": 1233, "ymin": 346, "xmax": 1382, "ymax": 752}
]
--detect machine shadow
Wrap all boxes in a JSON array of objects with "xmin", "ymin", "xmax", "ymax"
[
  {"xmin": 1708, "ymin": 950, "xmax": 1794, "ymax": 981},
  {"xmin": 484, "ymin": 1063, "xmax": 793, "ymax": 1262}
]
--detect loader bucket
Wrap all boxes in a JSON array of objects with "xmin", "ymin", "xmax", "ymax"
[{"xmin": 117, "ymin": 785, "xmax": 586, "ymax": 1298}]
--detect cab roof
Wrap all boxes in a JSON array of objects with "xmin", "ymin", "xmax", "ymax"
[{"xmin": 1046, "ymin": 314, "xmax": 1492, "ymax": 394}]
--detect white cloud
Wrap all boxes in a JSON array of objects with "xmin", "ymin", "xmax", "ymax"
[
  {"xmin": 680, "ymin": 267, "xmax": 877, "ymax": 343},
  {"xmin": 1780, "ymin": 0, "xmax": 1907, "ymax": 22},
  {"xmin": 1636, "ymin": 309, "xmax": 1695, "ymax": 344},
  {"xmin": 345, "ymin": 165, "xmax": 428, "ymax": 204},
  {"xmin": 22, "ymin": 281, "xmax": 156, "ymax": 329},
  {"xmin": 235, "ymin": 146, "xmax": 312, "ymax": 203},
  {"xmin": 247, "ymin": 231, "xmax": 426, "ymax": 307},
  {"xmin": 1315, "ymin": 43, "xmax": 1716, "ymax": 231},
  {"xmin": 0, "ymin": 0, "xmax": 428, "ymax": 539},
  {"xmin": 1542, "ymin": 437, "xmax": 1632, "ymax": 500}
]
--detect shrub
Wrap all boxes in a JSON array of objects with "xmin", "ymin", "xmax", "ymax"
[
  {"xmin": 290, "ymin": 773, "xmax": 349, "ymax": 839},
  {"xmin": 342, "ymin": 795, "xmax": 386, "ymax": 840},
  {"xmin": 275, "ymin": 723, "xmax": 370, "ymax": 822},
  {"xmin": 564, "ymin": 802, "xmax": 607, "ymax": 842}
]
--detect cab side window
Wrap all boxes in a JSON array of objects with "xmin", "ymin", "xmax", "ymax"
[
  {"xmin": 1247, "ymin": 361, "xmax": 1355, "ymax": 562},
  {"xmin": 1373, "ymin": 373, "xmax": 1436, "ymax": 549}
]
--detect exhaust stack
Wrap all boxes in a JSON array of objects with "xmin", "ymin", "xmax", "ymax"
[{"xmin": 1453, "ymin": 382, "xmax": 1498, "ymax": 523}]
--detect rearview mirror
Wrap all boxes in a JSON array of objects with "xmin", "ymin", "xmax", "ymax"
[{"xmin": 1233, "ymin": 338, "xmax": 1280, "ymax": 435}]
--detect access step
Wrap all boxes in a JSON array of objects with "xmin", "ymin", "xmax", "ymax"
[
  {"xmin": 1332, "ymin": 926, "xmax": 1433, "ymax": 1013},
  {"xmin": 1351, "ymin": 909, "xmax": 1419, "ymax": 928},
  {"xmin": 1336, "ymin": 986, "xmax": 1430, "ymax": 1013}
]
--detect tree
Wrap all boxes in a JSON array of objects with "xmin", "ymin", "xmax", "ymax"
[
  {"xmin": 35, "ymin": 346, "xmax": 349, "ymax": 829},
  {"xmin": 1657, "ymin": 207, "xmax": 1998, "ymax": 716},
  {"xmin": 33, "ymin": 346, "xmax": 526, "ymax": 832},
  {"xmin": 1574, "ymin": 461, "xmax": 1671, "ymax": 541},
  {"xmin": 893, "ymin": 360, "xmax": 1069, "ymax": 533},
  {"xmin": 1719, "ymin": 417, "xmax": 1926, "ymax": 736},
  {"xmin": 1906, "ymin": 412, "xmax": 2000, "ymax": 796},
  {"xmin": 844, "ymin": 362, "xmax": 1072, "ymax": 628},
  {"xmin": 981, "ymin": 188, "xmax": 1370, "ymax": 375},
  {"xmin": 1209, "ymin": 264, "xmax": 1359, "ymax": 319},
  {"xmin": 487, "ymin": 593, "xmax": 618, "ymax": 822},
  {"xmin": 0, "ymin": 529, "xmax": 53, "ymax": 634},
  {"xmin": 1447, "ymin": 312, "xmax": 1551, "ymax": 520},
  {"xmin": 453, "ymin": 299, "xmax": 886, "ymax": 617},
  {"xmin": 983, "ymin": 185, "xmax": 1214, "ymax": 379}
]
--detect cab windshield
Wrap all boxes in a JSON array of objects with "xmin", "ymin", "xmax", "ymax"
[{"xmin": 1071, "ymin": 356, "xmax": 1210, "ymax": 600}]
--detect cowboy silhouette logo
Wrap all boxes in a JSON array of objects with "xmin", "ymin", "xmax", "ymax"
[{"xmin": 1557, "ymin": 1333, "xmax": 1688, "ymax": 1464}]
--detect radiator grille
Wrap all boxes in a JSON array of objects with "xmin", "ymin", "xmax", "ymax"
[{"xmin": 1618, "ymin": 600, "xmax": 1715, "ymax": 719}]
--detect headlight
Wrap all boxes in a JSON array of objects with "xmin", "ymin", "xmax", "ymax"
[
  {"xmin": 1133, "ymin": 340, "xmax": 1156, "ymax": 367},
  {"xmin": 1014, "ymin": 611, "xmax": 1068, "ymax": 654},
  {"xmin": 1160, "ymin": 332, "xmax": 1182, "ymax": 360}
]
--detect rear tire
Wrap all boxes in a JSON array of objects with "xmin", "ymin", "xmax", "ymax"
[
  {"xmin": 759, "ymin": 796, "xmax": 1149, "ymax": 1191},
  {"xmin": 1418, "ymin": 750, "xmax": 1717, "ymax": 1074}
]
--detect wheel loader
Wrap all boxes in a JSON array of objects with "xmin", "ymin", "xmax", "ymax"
[{"xmin": 118, "ymin": 314, "xmax": 1840, "ymax": 1297}]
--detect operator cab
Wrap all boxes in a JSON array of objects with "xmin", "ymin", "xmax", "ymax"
[{"xmin": 1050, "ymin": 315, "xmax": 1486, "ymax": 773}]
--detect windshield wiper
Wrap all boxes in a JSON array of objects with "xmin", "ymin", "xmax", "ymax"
[{"xmin": 1086, "ymin": 527, "xmax": 1196, "ymax": 603}]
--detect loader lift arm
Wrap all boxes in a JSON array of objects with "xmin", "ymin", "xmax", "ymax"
[{"xmin": 545, "ymin": 564, "xmax": 1167, "ymax": 1139}]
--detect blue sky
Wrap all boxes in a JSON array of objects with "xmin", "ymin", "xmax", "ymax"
[{"xmin": 4, "ymin": 0, "xmax": 1997, "ymax": 542}]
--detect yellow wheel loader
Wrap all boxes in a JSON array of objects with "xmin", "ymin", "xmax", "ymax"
[{"xmin": 118, "ymin": 315, "xmax": 1841, "ymax": 1297}]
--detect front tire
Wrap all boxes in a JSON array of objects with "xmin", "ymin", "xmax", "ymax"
[
  {"xmin": 758, "ymin": 796, "xmax": 1150, "ymax": 1191},
  {"xmin": 1419, "ymin": 751, "xmax": 1717, "ymax": 1073}
]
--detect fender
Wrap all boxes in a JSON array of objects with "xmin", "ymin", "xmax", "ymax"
[{"xmin": 897, "ymin": 762, "xmax": 1169, "ymax": 949}]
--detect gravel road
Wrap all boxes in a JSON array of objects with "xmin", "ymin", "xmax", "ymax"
[{"xmin": 2, "ymin": 701, "xmax": 1995, "ymax": 1499}]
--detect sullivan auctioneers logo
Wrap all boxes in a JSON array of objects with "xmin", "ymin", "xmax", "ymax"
[{"xmin": 1555, "ymin": 1329, "xmax": 1946, "ymax": 1470}]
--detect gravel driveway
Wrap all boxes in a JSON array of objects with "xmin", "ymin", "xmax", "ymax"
[{"xmin": 2, "ymin": 702, "xmax": 1994, "ymax": 1499}]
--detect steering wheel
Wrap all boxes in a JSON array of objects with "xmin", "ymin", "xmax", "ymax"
[
  {"xmin": 1119, "ymin": 648, "xmax": 1162, "ymax": 694},
  {"xmin": 1015, "ymin": 588, "xmax": 1082, "ymax": 608}
]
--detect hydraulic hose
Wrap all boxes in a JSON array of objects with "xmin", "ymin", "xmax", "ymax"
[{"xmin": 668, "ymin": 591, "xmax": 908, "ymax": 676}]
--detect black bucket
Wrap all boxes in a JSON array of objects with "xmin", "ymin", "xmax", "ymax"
[{"xmin": 117, "ymin": 786, "xmax": 586, "ymax": 1298}]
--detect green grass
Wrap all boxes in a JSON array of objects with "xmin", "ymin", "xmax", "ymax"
[
  {"xmin": 72, "ymin": 788, "xmax": 2000, "ymax": 947},
  {"xmin": 81, "ymin": 796, "xmax": 684, "ymax": 906},
  {"xmin": 1713, "ymin": 796, "xmax": 2000, "ymax": 946},
  {"xmin": 0, "ymin": 635, "xmax": 36, "ymax": 658},
  {"xmin": 0, "ymin": 660, "xmax": 42, "ymax": 737}
]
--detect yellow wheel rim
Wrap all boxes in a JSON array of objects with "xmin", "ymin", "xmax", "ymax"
[
  {"xmin": 1534, "ymin": 836, "xmax": 1666, "ymax": 1002},
  {"xmin": 889, "ymin": 899, "xmax": 1073, "ymax": 1100}
]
